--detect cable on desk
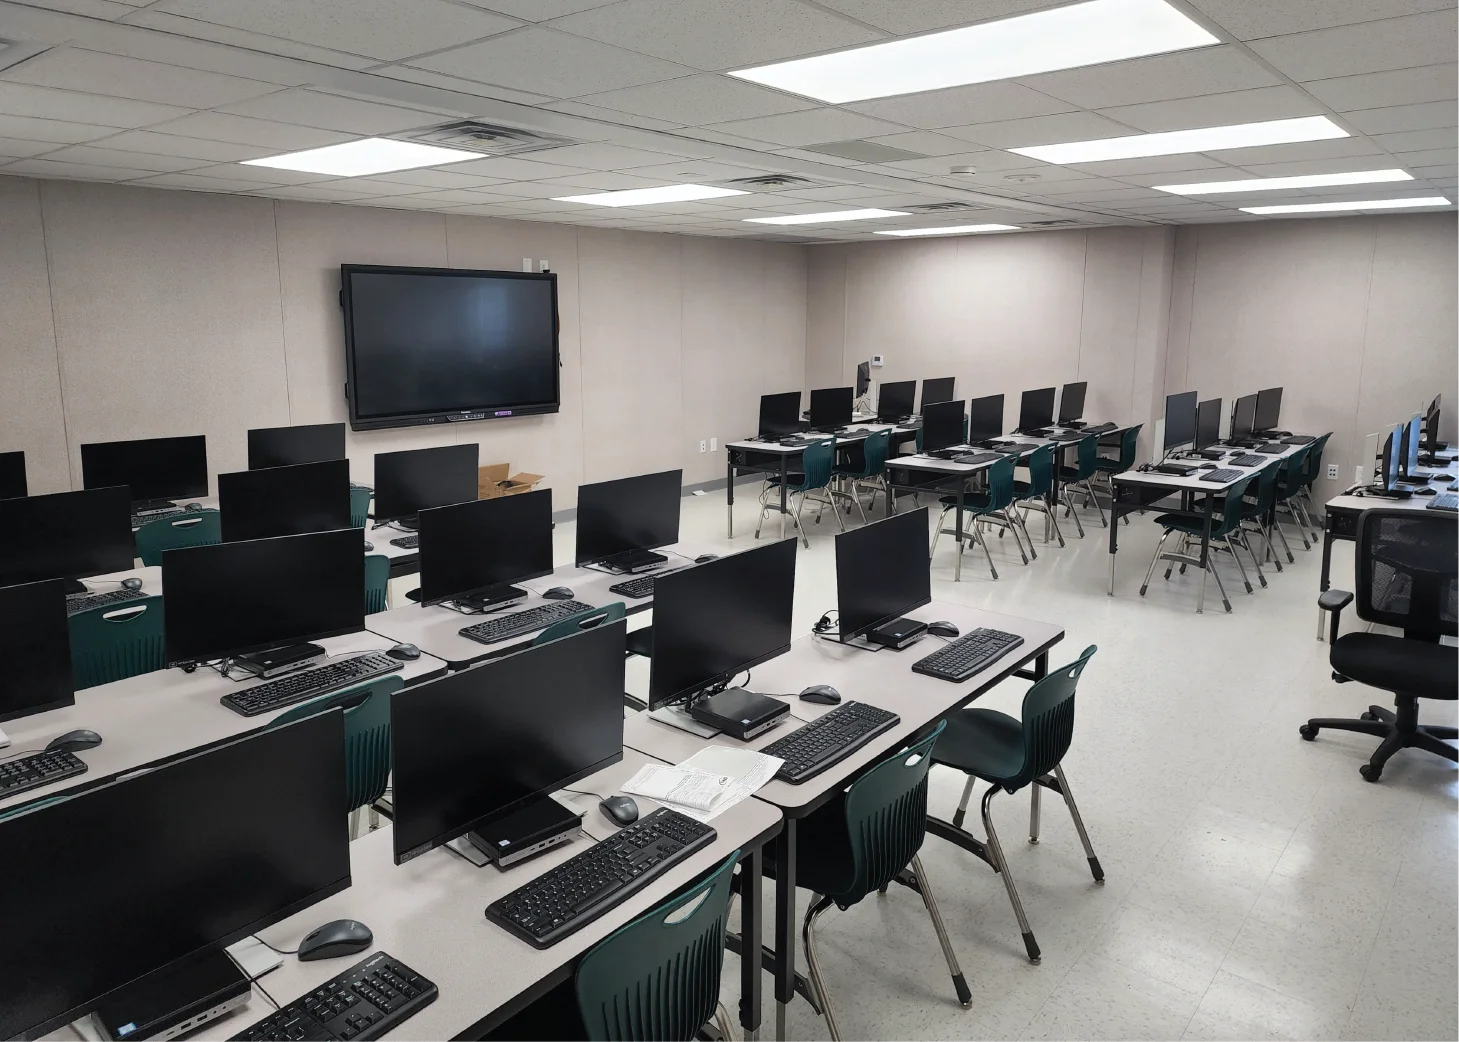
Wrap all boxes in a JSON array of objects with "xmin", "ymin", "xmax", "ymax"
[
  {"xmin": 0, "ymin": 746, "xmax": 45, "ymax": 765},
  {"xmin": 252, "ymin": 936, "xmax": 300, "ymax": 957},
  {"xmin": 559, "ymin": 786, "xmax": 611, "ymax": 802}
]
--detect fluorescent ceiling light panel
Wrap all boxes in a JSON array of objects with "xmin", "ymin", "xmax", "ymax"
[
  {"xmin": 1241, "ymin": 197, "xmax": 1450, "ymax": 214},
  {"xmin": 876, "ymin": 224, "xmax": 1019, "ymax": 236},
  {"xmin": 1156, "ymin": 169, "xmax": 1413, "ymax": 195},
  {"xmin": 553, "ymin": 184, "xmax": 747, "ymax": 207},
  {"xmin": 1012, "ymin": 116, "xmax": 1347, "ymax": 165},
  {"xmin": 744, "ymin": 209, "xmax": 908, "ymax": 225},
  {"xmin": 242, "ymin": 138, "xmax": 479, "ymax": 176},
  {"xmin": 728, "ymin": 0, "xmax": 1217, "ymax": 104}
]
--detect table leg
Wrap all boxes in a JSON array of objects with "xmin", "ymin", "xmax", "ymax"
[
  {"xmin": 727, "ymin": 458, "xmax": 735, "ymax": 539},
  {"xmin": 1107, "ymin": 482, "xmax": 1122, "ymax": 595},
  {"xmin": 1197, "ymin": 495, "xmax": 1214, "ymax": 614},
  {"xmin": 779, "ymin": 456, "xmax": 788, "ymax": 541},
  {"xmin": 775, "ymin": 818, "xmax": 797, "ymax": 1040},
  {"xmin": 954, "ymin": 482, "xmax": 965, "ymax": 582},
  {"xmin": 740, "ymin": 846, "xmax": 763, "ymax": 1040}
]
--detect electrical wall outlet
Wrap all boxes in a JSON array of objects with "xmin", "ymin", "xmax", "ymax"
[
  {"xmin": 539, "ymin": 259, "xmax": 551, "ymax": 273},
  {"xmin": 1326, "ymin": 464, "xmax": 1338, "ymax": 480},
  {"xmin": 709, "ymin": 437, "xmax": 717, "ymax": 451},
  {"xmin": 521, "ymin": 257, "xmax": 533, "ymax": 272},
  {"xmin": 699, "ymin": 440, "xmax": 707, "ymax": 453}
]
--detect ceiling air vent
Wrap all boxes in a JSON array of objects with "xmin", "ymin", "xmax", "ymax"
[
  {"xmin": 407, "ymin": 120, "xmax": 576, "ymax": 156},
  {"xmin": 905, "ymin": 201, "xmax": 981, "ymax": 212},
  {"xmin": 1026, "ymin": 219, "xmax": 1080, "ymax": 227},
  {"xmin": 723, "ymin": 173, "xmax": 829, "ymax": 191}
]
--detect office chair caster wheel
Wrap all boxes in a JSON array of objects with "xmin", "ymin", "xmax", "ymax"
[
  {"xmin": 1298, "ymin": 724, "xmax": 1318, "ymax": 741},
  {"xmin": 1359, "ymin": 763, "xmax": 1382, "ymax": 782}
]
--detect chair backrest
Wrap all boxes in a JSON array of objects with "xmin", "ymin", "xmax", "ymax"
[
  {"xmin": 575, "ymin": 850, "xmax": 740, "ymax": 1042},
  {"xmin": 861, "ymin": 429, "xmax": 891, "ymax": 476},
  {"xmin": 350, "ymin": 487, "xmax": 372, "ymax": 529},
  {"xmin": 273, "ymin": 673, "xmax": 404, "ymax": 812},
  {"xmin": 1072, "ymin": 435, "xmax": 1099, "ymax": 480},
  {"xmin": 1020, "ymin": 444, "xmax": 1055, "ymax": 498},
  {"xmin": 1303, "ymin": 433, "xmax": 1332, "ymax": 489},
  {"xmin": 534, "ymin": 601, "xmax": 626, "ymax": 645},
  {"xmin": 1354, "ymin": 509, "xmax": 1457, "ymax": 641},
  {"xmin": 1213, "ymin": 473, "xmax": 1255, "ymax": 536},
  {"xmin": 135, "ymin": 510, "xmax": 220, "ymax": 566},
  {"xmin": 68, "ymin": 596, "xmax": 164, "ymax": 690},
  {"xmin": 1116, "ymin": 424, "xmax": 1143, "ymax": 470},
  {"xmin": 1008, "ymin": 646, "xmax": 1097, "ymax": 788},
  {"xmin": 1276, "ymin": 445, "xmax": 1310, "ymax": 497},
  {"xmin": 798, "ymin": 440, "xmax": 835, "ymax": 491},
  {"xmin": 983, "ymin": 455, "xmax": 1016, "ymax": 510},
  {"xmin": 364, "ymin": 554, "xmax": 389, "ymax": 614},
  {"xmin": 1245, "ymin": 458, "xmax": 1283, "ymax": 515}
]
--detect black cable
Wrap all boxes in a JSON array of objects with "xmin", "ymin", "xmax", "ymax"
[
  {"xmin": 253, "ymin": 936, "xmax": 300, "ymax": 956},
  {"xmin": 559, "ymin": 786, "xmax": 611, "ymax": 802},
  {"xmin": 223, "ymin": 946, "xmax": 280, "ymax": 1011},
  {"xmin": 0, "ymin": 746, "xmax": 45, "ymax": 765}
]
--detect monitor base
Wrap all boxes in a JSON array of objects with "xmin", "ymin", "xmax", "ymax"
[
  {"xmin": 0, "ymin": 725, "xmax": 9, "ymax": 749},
  {"xmin": 132, "ymin": 498, "xmax": 179, "ymax": 514},
  {"xmin": 648, "ymin": 703, "xmax": 721, "ymax": 738}
]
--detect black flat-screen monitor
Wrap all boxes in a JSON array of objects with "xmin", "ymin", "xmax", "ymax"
[
  {"xmin": 372, "ymin": 444, "xmax": 478, "ymax": 524},
  {"xmin": 218, "ymin": 460, "xmax": 351, "ymax": 542},
  {"xmin": 920, "ymin": 378, "xmax": 955, "ymax": 410},
  {"xmin": 0, "ymin": 486, "xmax": 135, "ymax": 591},
  {"xmin": 1195, "ymin": 398, "xmax": 1222, "ymax": 453},
  {"xmin": 1378, "ymin": 425, "xmax": 1401, "ymax": 488},
  {"xmin": 0, "ymin": 578, "xmax": 73, "ymax": 724},
  {"xmin": 162, "ymin": 528, "xmax": 364, "ymax": 666},
  {"xmin": 967, "ymin": 394, "xmax": 1005, "ymax": 443},
  {"xmin": 1254, "ymin": 387, "xmax": 1282, "ymax": 433},
  {"xmin": 836, "ymin": 508, "xmax": 931, "ymax": 641},
  {"xmin": 390, "ymin": 620, "xmax": 626, "ymax": 864},
  {"xmin": 1402, "ymin": 413, "xmax": 1423, "ymax": 478},
  {"xmin": 1231, "ymin": 394, "xmax": 1258, "ymax": 441},
  {"xmin": 809, "ymin": 387, "xmax": 853, "ymax": 430},
  {"xmin": 648, "ymin": 539, "xmax": 797, "ymax": 710},
  {"xmin": 856, "ymin": 361, "xmax": 871, "ymax": 396},
  {"xmin": 1058, "ymin": 382, "xmax": 1087, "ymax": 424},
  {"xmin": 417, "ymin": 489, "xmax": 553, "ymax": 606},
  {"xmin": 0, "ymin": 451, "xmax": 25, "ymax": 499},
  {"xmin": 921, "ymin": 400, "xmax": 965, "ymax": 453},
  {"xmin": 0, "ymin": 712, "xmax": 349, "ymax": 1040},
  {"xmin": 876, "ymin": 380, "xmax": 915, "ymax": 421},
  {"xmin": 575, "ymin": 470, "xmax": 681, "ymax": 566},
  {"xmin": 247, "ymin": 423, "xmax": 346, "ymax": 470},
  {"xmin": 758, "ymin": 392, "xmax": 802, "ymax": 439},
  {"xmin": 1018, "ymin": 387, "xmax": 1056, "ymax": 432},
  {"xmin": 1164, "ymin": 391, "xmax": 1198, "ymax": 451},
  {"xmin": 1424, "ymin": 394, "xmax": 1442, "ymax": 454},
  {"xmin": 341, "ymin": 265, "xmax": 560, "ymax": 432},
  {"xmin": 81, "ymin": 435, "xmax": 208, "ymax": 505}
]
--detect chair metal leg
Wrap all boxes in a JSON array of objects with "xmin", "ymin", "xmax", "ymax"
[
  {"xmin": 1002, "ymin": 512, "xmax": 1030, "ymax": 563},
  {"xmin": 1084, "ymin": 480, "xmax": 1107, "ymax": 527},
  {"xmin": 982, "ymin": 787, "xmax": 1040, "ymax": 963},
  {"xmin": 1028, "ymin": 782, "xmax": 1040, "ymax": 843},
  {"xmin": 1240, "ymin": 528, "xmax": 1267, "ymax": 588},
  {"xmin": 349, "ymin": 807, "xmax": 364, "ymax": 841},
  {"xmin": 1205, "ymin": 552, "xmax": 1231, "ymax": 613},
  {"xmin": 793, "ymin": 496, "xmax": 810, "ymax": 549},
  {"xmin": 713, "ymin": 1002, "xmax": 737, "ymax": 1042},
  {"xmin": 802, "ymin": 894, "xmax": 841, "ymax": 1041},
  {"xmin": 952, "ymin": 775, "xmax": 976, "ymax": 828},
  {"xmin": 1272, "ymin": 515, "xmax": 1295, "ymax": 563},
  {"xmin": 909, "ymin": 854, "xmax": 972, "ymax": 1008},
  {"xmin": 1053, "ymin": 765, "xmax": 1104, "ymax": 882},
  {"xmin": 1045, "ymin": 504, "xmax": 1067, "ymax": 548},
  {"xmin": 1068, "ymin": 496, "xmax": 1086, "ymax": 538},
  {"xmin": 931, "ymin": 506, "xmax": 950, "ymax": 556},
  {"xmin": 1224, "ymin": 535, "xmax": 1254, "ymax": 594},
  {"xmin": 974, "ymin": 522, "xmax": 998, "ymax": 580},
  {"xmin": 368, "ymin": 806, "xmax": 381, "ymax": 831},
  {"xmin": 1140, "ymin": 529, "xmax": 1172, "ymax": 596}
]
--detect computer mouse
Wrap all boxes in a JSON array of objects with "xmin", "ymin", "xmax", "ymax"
[
  {"xmin": 46, "ymin": 729, "xmax": 102, "ymax": 754},
  {"xmin": 927, "ymin": 621, "xmax": 960, "ymax": 638},
  {"xmin": 1199, "ymin": 463, "xmax": 1217, "ymax": 470},
  {"xmin": 184, "ymin": 503, "xmax": 203, "ymax": 511},
  {"xmin": 798, "ymin": 685, "xmax": 841, "ymax": 706},
  {"xmin": 542, "ymin": 587, "xmax": 574, "ymax": 600},
  {"xmin": 297, "ymin": 919, "xmax": 374, "ymax": 962},
  {"xmin": 1417, "ymin": 486, "xmax": 1438, "ymax": 496},
  {"xmin": 387, "ymin": 643, "xmax": 421, "ymax": 661},
  {"xmin": 694, "ymin": 554, "xmax": 720, "ymax": 564},
  {"xmin": 120, "ymin": 577, "xmax": 143, "ymax": 591},
  {"xmin": 362, "ymin": 541, "xmax": 374, "ymax": 551},
  {"xmin": 599, "ymin": 795, "xmax": 639, "ymax": 827}
]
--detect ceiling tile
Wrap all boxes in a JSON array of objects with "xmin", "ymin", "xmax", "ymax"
[
  {"xmin": 1201, "ymin": 136, "xmax": 1384, "ymax": 165},
  {"xmin": 370, "ymin": 66, "xmax": 555, "ymax": 106},
  {"xmin": 881, "ymin": 149, "xmax": 1014, "ymax": 175},
  {"xmin": 538, "ymin": 99, "xmax": 685, "ymax": 130},
  {"xmin": 1, "ymin": 157, "xmax": 149, "ymax": 180},
  {"xmin": 152, "ymin": 0, "xmax": 521, "ymax": 61},
  {"xmin": 531, "ymin": 141, "xmax": 694, "ymax": 169},
  {"xmin": 1390, "ymin": 148, "xmax": 1458, "ymax": 170},
  {"xmin": 1, "ymin": 49, "xmax": 278, "ymax": 108},
  {"xmin": 850, "ymin": 81, "xmax": 1073, "ymax": 130},
  {"xmin": 397, "ymin": 189, "xmax": 519, "ymax": 204},
  {"xmin": 253, "ymin": 185, "xmax": 383, "ymax": 201},
  {"xmin": 1249, "ymin": 10, "xmax": 1458, "ymax": 81},
  {"xmin": 1342, "ymin": 101, "xmax": 1458, "ymax": 136},
  {"xmin": 458, "ymin": 0, "xmax": 618, "ymax": 19},
  {"xmin": 436, "ymin": 155, "xmax": 593, "ymax": 179},
  {"xmin": 1097, "ymin": 86, "xmax": 1325, "ymax": 133},
  {"xmin": 865, "ymin": 130, "xmax": 987, "ymax": 156},
  {"xmin": 118, "ymin": 11, "xmax": 377, "ymax": 73},
  {"xmin": 768, "ymin": 146, "xmax": 865, "ymax": 166},
  {"xmin": 808, "ymin": 0, "xmax": 1055, "ymax": 34},
  {"xmin": 37, "ymin": 145, "xmax": 206, "ymax": 172},
  {"xmin": 574, "ymin": 74, "xmax": 814, "ymax": 125},
  {"xmin": 0, "ymin": 81, "xmax": 190, "ymax": 130},
  {"xmin": 326, "ymin": 178, "xmax": 434, "ymax": 196},
  {"xmin": 0, "ymin": 137, "xmax": 62, "ymax": 158},
  {"xmin": 369, "ymin": 169, "xmax": 510, "ymax": 188},
  {"xmin": 128, "ymin": 173, "xmax": 271, "ymax": 192},
  {"xmin": 610, "ymin": 158, "xmax": 767, "ymax": 179},
  {"xmin": 142, "ymin": 112, "xmax": 354, "ymax": 151},
  {"xmin": 1110, "ymin": 164, "xmax": 1237, "ymax": 185},
  {"xmin": 1018, "ymin": 46, "xmax": 1281, "ymax": 110},
  {"xmin": 16, "ymin": 0, "xmax": 138, "ymax": 18},
  {"xmin": 537, "ymin": 170, "xmax": 670, "ymax": 189},
  {"xmin": 1186, "ymin": 0, "xmax": 1453, "ymax": 41},
  {"xmin": 1371, "ymin": 127, "xmax": 1459, "ymax": 154},
  {"xmin": 703, "ymin": 108, "xmax": 904, "ymax": 147},
  {"xmin": 86, "ymin": 130, "xmax": 268, "ymax": 162},
  {"xmin": 942, "ymin": 111, "xmax": 1131, "ymax": 148},
  {"xmin": 212, "ymin": 89, "xmax": 447, "ymax": 135},
  {"xmin": 0, "ymin": 114, "xmax": 118, "ymax": 144},
  {"xmin": 473, "ymin": 180, "xmax": 579, "ymax": 198},
  {"xmin": 1303, "ymin": 65, "xmax": 1457, "ymax": 112}
]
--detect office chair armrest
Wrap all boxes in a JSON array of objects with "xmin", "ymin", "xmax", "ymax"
[{"xmin": 1318, "ymin": 589, "xmax": 1353, "ymax": 644}]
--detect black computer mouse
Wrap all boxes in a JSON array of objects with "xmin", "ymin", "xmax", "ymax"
[
  {"xmin": 46, "ymin": 729, "xmax": 102, "ymax": 754},
  {"xmin": 297, "ymin": 919, "xmax": 374, "ymax": 962},
  {"xmin": 184, "ymin": 503, "xmax": 203, "ymax": 511},
  {"xmin": 927, "ymin": 621, "xmax": 960, "ymax": 638},
  {"xmin": 799, "ymin": 685, "xmax": 841, "ymax": 706},
  {"xmin": 695, "ymin": 554, "xmax": 720, "ymax": 564},
  {"xmin": 363, "ymin": 541, "xmax": 374, "ymax": 551},
  {"xmin": 1199, "ymin": 463, "xmax": 1217, "ymax": 470},
  {"xmin": 1417, "ymin": 486, "xmax": 1437, "ymax": 496},
  {"xmin": 599, "ymin": 795, "xmax": 639, "ymax": 827},
  {"xmin": 387, "ymin": 643, "xmax": 421, "ymax": 661},
  {"xmin": 120, "ymin": 577, "xmax": 143, "ymax": 591},
  {"xmin": 542, "ymin": 587, "xmax": 574, "ymax": 600}
]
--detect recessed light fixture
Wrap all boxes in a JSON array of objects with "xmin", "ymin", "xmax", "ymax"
[
  {"xmin": 876, "ymin": 224, "xmax": 1019, "ymax": 236},
  {"xmin": 554, "ymin": 184, "xmax": 749, "ymax": 207},
  {"xmin": 728, "ymin": 0, "xmax": 1216, "ymax": 103},
  {"xmin": 1011, "ymin": 116, "xmax": 1347, "ymax": 165},
  {"xmin": 1156, "ymin": 169, "xmax": 1413, "ymax": 195},
  {"xmin": 744, "ymin": 209, "xmax": 909, "ymax": 225},
  {"xmin": 1241, "ymin": 197, "xmax": 1450, "ymax": 215},
  {"xmin": 241, "ymin": 137, "xmax": 479, "ymax": 177}
]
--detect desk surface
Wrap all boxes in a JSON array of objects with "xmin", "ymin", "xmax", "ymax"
[
  {"xmin": 1325, "ymin": 460, "xmax": 1457, "ymax": 515},
  {"xmin": 726, "ymin": 423, "xmax": 916, "ymax": 453},
  {"xmin": 1115, "ymin": 440, "xmax": 1305, "ymax": 493}
]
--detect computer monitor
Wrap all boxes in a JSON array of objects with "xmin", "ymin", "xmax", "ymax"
[
  {"xmin": 1018, "ymin": 387, "xmax": 1056, "ymax": 432},
  {"xmin": 1164, "ymin": 391, "xmax": 1198, "ymax": 451},
  {"xmin": 1058, "ymin": 382, "xmax": 1087, "ymax": 425},
  {"xmin": 1424, "ymin": 394, "xmax": 1442, "ymax": 454},
  {"xmin": 1402, "ymin": 413, "xmax": 1423, "ymax": 479},
  {"xmin": 0, "ymin": 712, "xmax": 349, "ymax": 1040},
  {"xmin": 835, "ymin": 508, "xmax": 931, "ymax": 641},
  {"xmin": 417, "ymin": 489, "xmax": 553, "ymax": 607},
  {"xmin": 0, "ymin": 450, "xmax": 24, "ymax": 499},
  {"xmin": 876, "ymin": 380, "xmax": 915, "ymax": 422},
  {"xmin": 80, "ymin": 435, "xmax": 208, "ymax": 507},
  {"xmin": 1377, "ymin": 425, "xmax": 1401, "ymax": 488},
  {"xmin": 0, "ymin": 486, "xmax": 135, "ymax": 593},
  {"xmin": 920, "ymin": 377, "xmax": 955, "ymax": 410},
  {"xmin": 162, "ymin": 528, "xmax": 365, "ymax": 666},
  {"xmin": 921, "ymin": 400, "xmax": 966, "ymax": 453},
  {"xmin": 758, "ymin": 391, "xmax": 802, "ymax": 439},
  {"xmin": 575, "ymin": 470, "xmax": 681, "ymax": 567},
  {"xmin": 1230, "ymin": 394, "xmax": 1258, "ymax": 441},
  {"xmin": 808, "ymin": 386, "xmax": 853, "ymax": 430},
  {"xmin": 247, "ymin": 422, "xmax": 346, "ymax": 470},
  {"xmin": 0, "ymin": 578, "xmax": 73, "ymax": 724},
  {"xmin": 218, "ymin": 459, "xmax": 351, "ymax": 542},
  {"xmin": 390, "ymin": 619, "xmax": 626, "ymax": 864},
  {"xmin": 648, "ymin": 538, "xmax": 797, "ymax": 710},
  {"xmin": 372, "ymin": 443, "xmax": 478, "ymax": 525},
  {"xmin": 967, "ymin": 394, "xmax": 1005, "ymax": 444},
  {"xmin": 856, "ymin": 361, "xmax": 871, "ymax": 397},
  {"xmin": 1254, "ymin": 387, "xmax": 1283, "ymax": 434},
  {"xmin": 1195, "ymin": 398, "xmax": 1222, "ymax": 453}
]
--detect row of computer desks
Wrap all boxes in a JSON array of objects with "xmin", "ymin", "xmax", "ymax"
[{"xmin": 0, "ymin": 431, "xmax": 1070, "ymax": 1041}]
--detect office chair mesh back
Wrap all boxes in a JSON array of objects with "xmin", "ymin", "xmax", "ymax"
[
  {"xmin": 1021, "ymin": 444, "xmax": 1055, "ymax": 498},
  {"xmin": 350, "ymin": 487, "xmax": 371, "ymax": 529},
  {"xmin": 364, "ymin": 554, "xmax": 389, "ymax": 614},
  {"xmin": 1010, "ymin": 646, "xmax": 1097, "ymax": 791},
  {"xmin": 1356, "ymin": 511, "xmax": 1457, "ymax": 640},
  {"xmin": 575, "ymin": 850, "xmax": 739, "ymax": 1042},
  {"xmin": 135, "ymin": 510, "xmax": 221, "ymax": 566},
  {"xmin": 68, "ymin": 596, "xmax": 164, "ymax": 689},
  {"xmin": 984, "ymin": 456, "xmax": 1016, "ymax": 511},
  {"xmin": 274, "ymin": 674, "xmax": 403, "ymax": 812}
]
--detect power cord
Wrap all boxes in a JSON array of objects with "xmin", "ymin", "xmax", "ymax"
[
  {"xmin": 559, "ymin": 786, "xmax": 611, "ymax": 802},
  {"xmin": 252, "ymin": 936, "xmax": 300, "ymax": 956}
]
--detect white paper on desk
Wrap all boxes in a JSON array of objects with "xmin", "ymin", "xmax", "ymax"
[
  {"xmin": 622, "ymin": 763, "xmax": 732, "ymax": 811},
  {"xmin": 666, "ymin": 747, "xmax": 784, "ymax": 823}
]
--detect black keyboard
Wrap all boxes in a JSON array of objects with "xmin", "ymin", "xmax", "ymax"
[
  {"xmin": 913, "ymin": 628, "xmax": 1026, "ymax": 683},
  {"xmin": 1084, "ymin": 422, "xmax": 1116, "ymax": 433},
  {"xmin": 229, "ymin": 952, "xmax": 437, "ymax": 1041},
  {"xmin": 1229, "ymin": 454, "xmax": 1265, "ymax": 467},
  {"xmin": 458, "ymin": 600, "xmax": 594, "ymax": 645},
  {"xmin": 389, "ymin": 534, "xmax": 419, "ymax": 549},
  {"xmin": 65, "ymin": 589, "xmax": 145, "ymax": 615},
  {"xmin": 1199, "ymin": 468, "xmax": 1244, "ymax": 483},
  {"xmin": 953, "ymin": 452, "xmax": 1004, "ymax": 466},
  {"xmin": 608, "ymin": 569, "xmax": 685, "ymax": 599},
  {"xmin": 486, "ymin": 808, "xmax": 717, "ymax": 948},
  {"xmin": 1281, "ymin": 435, "xmax": 1315, "ymax": 445},
  {"xmin": 221, "ymin": 653, "xmax": 402, "ymax": 717},
  {"xmin": 1427, "ymin": 493, "xmax": 1458, "ymax": 512},
  {"xmin": 0, "ymin": 749, "xmax": 87, "ymax": 798},
  {"xmin": 131, "ymin": 507, "xmax": 184, "ymax": 527},
  {"xmin": 762, "ymin": 701, "xmax": 900, "ymax": 783}
]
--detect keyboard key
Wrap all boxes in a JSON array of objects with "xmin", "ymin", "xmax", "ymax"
[
  {"xmin": 230, "ymin": 953, "xmax": 436, "ymax": 1041},
  {"xmin": 608, "ymin": 569, "xmax": 685, "ymax": 600}
]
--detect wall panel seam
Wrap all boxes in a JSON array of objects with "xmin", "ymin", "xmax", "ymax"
[
  {"xmin": 34, "ymin": 180, "xmax": 73, "ymax": 488},
  {"xmin": 269, "ymin": 200, "xmax": 294, "ymax": 424}
]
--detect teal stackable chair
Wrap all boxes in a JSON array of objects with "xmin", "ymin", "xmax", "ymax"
[
  {"xmin": 1293, "ymin": 433, "xmax": 1332, "ymax": 540},
  {"xmin": 1057, "ymin": 434, "xmax": 1107, "ymax": 535},
  {"xmin": 534, "ymin": 602, "xmax": 626, "ymax": 645},
  {"xmin": 1274, "ymin": 444, "xmax": 1313, "ymax": 551},
  {"xmin": 756, "ymin": 439, "xmax": 837, "ymax": 548},
  {"xmin": 833, "ymin": 428, "xmax": 892, "ymax": 519},
  {"xmin": 763, "ymin": 723, "xmax": 970, "ymax": 1040},
  {"xmin": 1140, "ymin": 472, "xmax": 1257, "ymax": 613},
  {"xmin": 1092, "ymin": 423, "xmax": 1143, "ymax": 525},
  {"xmin": 931, "ymin": 455, "xmax": 1027, "ymax": 579},
  {"xmin": 350, "ymin": 487, "xmax": 372, "ymax": 529},
  {"xmin": 1011, "ymin": 443, "xmax": 1061, "ymax": 551},
  {"xmin": 135, "ymin": 510, "xmax": 220, "ymax": 566},
  {"xmin": 364, "ymin": 553, "xmax": 390, "ymax": 614},
  {"xmin": 1238, "ymin": 458, "xmax": 1287, "ymax": 575},
  {"xmin": 68, "ymin": 596, "xmax": 164, "ymax": 689},
  {"xmin": 931, "ymin": 646, "xmax": 1102, "ymax": 964}
]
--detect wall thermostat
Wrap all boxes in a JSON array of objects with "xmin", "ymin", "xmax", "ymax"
[{"xmin": 871, "ymin": 355, "xmax": 884, "ymax": 367}]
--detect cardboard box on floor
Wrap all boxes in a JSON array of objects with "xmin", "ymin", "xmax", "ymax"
[{"xmin": 478, "ymin": 463, "xmax": 544, "ymax": 499}]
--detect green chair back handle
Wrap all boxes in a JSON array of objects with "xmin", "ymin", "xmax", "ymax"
[
  {"xmin": 534, "ymin": 602, "xmax": 627, "ymax": 645},
  {"xmin": 1019, "ymin": 444, "xmax": 1056, "ymax": 499},
  {"xmin": 364, "ymin": 553, "xmax": 390, "ymax": 615},
  {"xmin": 1007, "ymin": 646, "xmax": 1098, "ymax": 790},
  {"xmin": 350, "ymin": 487, "xmax": 372, "ymax": 529},
  {"xmin": 67, "ymin": 595, "xmax": 165, "ymax": 690},
  {"xmin": 272, "ymin": 673, "xmax": 404, "ymax": 812},
  {"xmin": 135, "ymin": 510, "xmax": 221, "ymax": 566}
]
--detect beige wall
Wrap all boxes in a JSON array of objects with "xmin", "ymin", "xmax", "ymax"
[{"xmin": 0, "ymin": 175, "xmax": 808, "ymax": 507}]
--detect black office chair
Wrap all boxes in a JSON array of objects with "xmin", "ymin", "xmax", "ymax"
[{"xmin": 1301, "ymin": 509, "xmax": 1458, "ymax": 782}]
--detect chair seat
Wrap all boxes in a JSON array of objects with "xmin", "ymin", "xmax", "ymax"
[
  {"xmin": 1153, "ymin": 511, "xmax": 1235, "ymax": 536},
  {"xmin": 625, "ymin": 626, "xmax": 653, "ymax": 658},
  {"xmin": 930, "ymin": 707, "xmax": 1025, "ymax": 788},
  {"xmin": 1011, "ymin": 480, "xmax": 1045, "ymax": 500},
  {"xmin": 1056, "ymin": 468, "xmax": 1084, "ymax": 482},
  {"xmin": 766, "ymin": 474, "xmax": 807, "ymax": 488},
  {"xmin": 940, "ymin": 493, "xmax": 994, "ymax": 511},
  {"xmin": 1332, "ymin": 632, "xmax": 1458, "ymax": 701}
]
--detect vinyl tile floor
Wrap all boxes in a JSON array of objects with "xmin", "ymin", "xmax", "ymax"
[{"xmin": 540, "ymin": 486, "xmax": 1457, "ymax": 1041}]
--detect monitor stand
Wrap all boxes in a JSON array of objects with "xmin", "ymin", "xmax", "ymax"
[
  {"xmin": 648, "ymin": 701, "xmax": 721, "ymax": 738},
  {"xmin": 63, "ymin": 577, "xmax": 88, "ymax": 596},
  {"xmin": 454, "ymin": 584, "xmax": 528, "ymax": 611},
  {"xmin": 132, "ymin": 498, "xmax": 179, "ymax": 513},
  {"xmin": 392, "ymin": 516, "xmax": 420, "ymax": 531},
  {"xmin": 232, "ymin": 643, "xmax": 327, "ymax": 679}
]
